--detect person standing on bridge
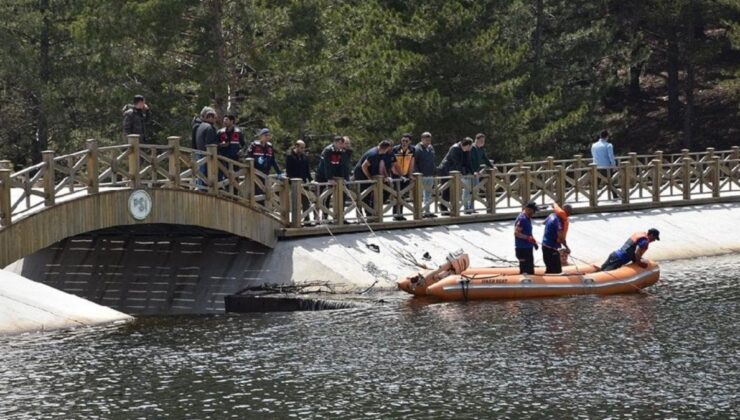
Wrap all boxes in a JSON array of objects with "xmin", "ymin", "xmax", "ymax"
[
  {"xmin": 391, "ymin": 133, "xmax": 415, "ymax": 221},
  {"xmin": 541, "ymin": 203, "xmax": 572, "ymax": 273},
  {"xmin": 414, "ymin": 131, "xmax": 436, "ymax": 218},
  {"xmin": 591, "ymin": 130, "xmax": 618, "ymax": 199},
  {"xmin": 514, "ymin": 201, "xmax": 540, "ymax": 275},
  {"xmin": 122, "ymin": 94, "xmax": 150, "ymax": 143},
  {"xmin": 216, "ymin": 114, "xmax": 245, "ymax": 162},
  {"xmin": 192, "ymin": 107, "xmax": 218, "ymax": 188},
  {"xmin": 600, "ymin": 229, "xmax": 660, "ymax": 271},
  {"xmin": 246, "ymin": 128, "xmax": 282, "ymax": 177},
  {"xmin": 285, "ymin": 139, "xmax": 313, "ymax": 224}
]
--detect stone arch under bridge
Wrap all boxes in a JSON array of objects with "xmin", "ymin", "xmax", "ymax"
[{"xmin": 0, "ymin": 189, "xmax": 280, "ymax": 268}]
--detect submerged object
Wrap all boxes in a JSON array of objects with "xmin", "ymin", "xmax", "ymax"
[{"xmin": 425, "ymin": 261, "xmax": 660, "ymax": 301}]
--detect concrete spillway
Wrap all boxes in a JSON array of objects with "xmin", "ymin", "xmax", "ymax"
[
  {"xmin": 0, "ymin": 269, "xmax": 131, "ymax": 335},
  {"xmin": 5, "ymin": 202, "xmax": 740, "ymax": 322}
]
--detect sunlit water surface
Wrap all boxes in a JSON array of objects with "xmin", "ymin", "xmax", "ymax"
[{"xmin": 1, "ymin": 254, "xmax": 738, "ymax": 419}]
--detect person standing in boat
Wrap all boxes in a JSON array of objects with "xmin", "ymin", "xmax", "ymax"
[
  {"xmin": 600, "ymin": 229, "xmax": 660, "ymax": 271},
  {"xmin": 514, "ymin": 201, "xmax": 540, "ymax": 274},
  {"xmin": 541, "ymin": 203, "xmax": 572, "ymax": 273}
]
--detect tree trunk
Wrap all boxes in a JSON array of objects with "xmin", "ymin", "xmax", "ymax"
[
  {"xmin": 207, "ymin": 0, "xmax": 228, "ymax": 117},
  {"xmin": 628, "ymin": 62, "xmax": 642, "ymax": 100},
  {"xmin": 31, "ymin": 0, "xmax": 51, "ymax": 164},
  {"xmin": 666, "ymin": 31, "xmax": 681, "ymax": 129},
  {"xmin": 682, "ymin": 1, "xmax": 696, "ymax": 149},
  {"xmin": 533, "ymin": 0, "xmax": 544, "ymax": 92}
]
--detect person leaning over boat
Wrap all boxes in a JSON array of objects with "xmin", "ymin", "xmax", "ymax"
[
  {"xmin": 541, "ymin": 203, "xmax": 573, "ymax": 273},
  {"xmin": 600, "ymin": 229, "xmax": 660, "ymax": 271},
  {"xmin": 514, "ymin": 201, "xmax": 540, "ymax": 274}
]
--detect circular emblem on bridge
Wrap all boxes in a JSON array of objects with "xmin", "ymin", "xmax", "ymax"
[{"xmin": 128, "ymin": 190, "xmax": 152, "ymax": 221}]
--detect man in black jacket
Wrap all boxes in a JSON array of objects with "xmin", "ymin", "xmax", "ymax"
[
  {"xmin": 122, "ymin": 95, "xmax": 150, "ymax": 143},
  {"xmin": 438, "ymin": 137, "xmax": 473, "ymax": 214},
  {"xmin": 192, "ymin": 107, "xmax": 218, "ymax": 188},
  {"xmin": 414, "ymin": 131, "xmax": 436, "ymax": 217}
]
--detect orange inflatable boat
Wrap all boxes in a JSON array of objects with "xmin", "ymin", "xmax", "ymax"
[
  {"xmin": 425, "ymin": 261, "xmax": 660, "ymax": 301},
  {"xmin": 398, "ymin": 252, "xmax": 600, "ymax": 297}
]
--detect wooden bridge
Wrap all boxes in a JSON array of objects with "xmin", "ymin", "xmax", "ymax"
[{"xmin": 1, "ymin": 135, "xmax": 739, "ymax": 268}]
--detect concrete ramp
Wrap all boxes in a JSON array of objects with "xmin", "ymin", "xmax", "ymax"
[{"xmin": 0, "ymin": 269, "xmax": 132, "ymax": 335}]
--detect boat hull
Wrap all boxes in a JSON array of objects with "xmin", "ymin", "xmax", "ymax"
[{"xmin": 425, "ymin": 261, "xmax": 660, "ymax": 301}]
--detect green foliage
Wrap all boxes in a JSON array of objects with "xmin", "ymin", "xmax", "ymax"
[{"xmin": 0, "ymin": 0, "xmax": 737, "ymax": 168}]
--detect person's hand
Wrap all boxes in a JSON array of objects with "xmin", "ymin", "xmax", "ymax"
[
  {"xmin": 638, "ymin": 260, "xmax": 648, "ymax": 268},
  {"xmin": 385, "ymin": 177, "xmax": 393, "ymax": 184},
  {"xmin": 528, "ymin": 236, "xmax": 539, "ymax": 250},
  {"xmin": 143, "ymin": 103, "xmax": 149, "ymax": 111}
]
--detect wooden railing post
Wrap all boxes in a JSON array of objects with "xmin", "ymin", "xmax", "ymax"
[
  {"xmin": 280, "ymin": 176, "xmax": 291, "ymax": 224},
  {"xmin": 620, "ymin": 160, "xmax": 631, "ymax": 204},
  {"xmin": 206, "ymin": 144, "xmax": 219, "ymax": 195},
  {"xmin": 0, "ymin": 169, "xmax": 11, "ymax": 227},
  {"xmin": 373, "ymin": 175, "xmax": 384, "ymax": 222},
  {"xmin": 682, "ymin": 157, "xmax": 692, "ymax": 200},
  {"xmin": 265, "ymin": 175, "xmax": 275, "ymax": 211},
  {"xmin": 168, "ymin": 136, "xmax": 181, "ymax": 189},
  {"xmin": 573, "ymin": 154, "xmax": 583, "ymax": 168},
  {"xmin": 412, "ymin": 172, "xmax": 423, "ymax": 220},
  {"xmin": 520, "ymin": 166, "xmax": 531, "ymax": 205},
  {"xmin": 705, "ymin": 147, "xmax": 715, "ymax": 160},
  {"xmin": 290, "ymin": 178, "xmax": 302, "ymax": 228},
  {"xmin": 86, "ymin": 139, "xmax": 99, "ymax": 194},
  {"xmin": 681, "ymin": 149, "xmax": 690, "ymax": 160},
  {"xmin": 655, "ymin": 150, "xmax": 664, "ymax": 164},
  {"xmin": 588, "ymin": 163, "xmax": 598, "ymax": 207},
  {"xmin": 712, "ymin": 157, "xmax": 721, "ymax": 198},
  {"xmin": 651, "ymin": 159, "xmax": 662, "ymax": 203},
  {"xmin": 731, "ymin": 146, "xmax": 740, "ymax": 161},
  {"xmin": 546, "ymin": 156, "xmax": 555, "ymax": 171},
  {"xmin": 0, "ymin": 160, "xmax": 11, "ymax": 170},
  {"xmin": 42, "ymin": 150, "xmax": 55, "ymax": 206},
  {"xmin": 556, "ymin": 165, "xmax": 566, "ymax": 205},
  {"xmin": 450, "ymin": 171, "xmax": 461, "ymax": 217},
  {"xmin": 333, "ymin": 177, "xmax": 345, "ymax": 225},
  {"xmin": 127, "ymin": 134, "xmax": 141, "ymax": 188},
  {"xmin": 485, "ymin": 168, "xmax": 496, "ymax": 214},
  {"xmin": 245, "ymin": 159, "xmax": 256, "ymax": 206}
]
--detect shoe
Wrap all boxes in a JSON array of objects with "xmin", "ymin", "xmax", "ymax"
[
  {"xmin": 393, "ymin": 216, "xmax": 407, "ymax": 221},
  {"xmin": 464, "ymin": 209, "xmax": 477, "ymax": 214},
  {"xmin": 423, "ymin": 213, "xmax": 437, "ymax": 218},
  {"xmin": 441, "ymin": 211, "xmax": 450, "ymax": 216}
]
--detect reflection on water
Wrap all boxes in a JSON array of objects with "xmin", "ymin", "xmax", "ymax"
[{"xmin": 1, "ymin": 254, "xmax": 738, "ymax": 419}]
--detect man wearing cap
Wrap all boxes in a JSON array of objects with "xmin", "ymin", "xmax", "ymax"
[
  {"xmin": 414, "ymin": 132, "xmax": 436, "ymax": 217},
  {"xmin": 600, "ymin": 229, "xmax": 660, "ymax": 271},
  {"xmin": 514, "ymin": 202, "xmax": 540, "ymax": 274},
  {"xmin": 246, "ymin": 128, "xmax": 282, "ymax": 176},
  {"xmin": 541, "ymin": 203, "xmax": 573, "ymax": 273}
]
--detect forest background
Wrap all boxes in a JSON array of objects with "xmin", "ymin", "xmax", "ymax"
[{"xmin": 1, "ymin": 0, "xmax": 738, "ymax": 169}]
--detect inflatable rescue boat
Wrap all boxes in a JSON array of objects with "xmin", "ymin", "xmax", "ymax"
[{"xmin": 398, "ymin": 252, "xmax": 660, "ymax": 300}]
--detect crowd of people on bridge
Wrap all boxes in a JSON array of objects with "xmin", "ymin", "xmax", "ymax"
[{"xmin": 123, "ymin": 96, "xmax": 660, "ymax": 276}]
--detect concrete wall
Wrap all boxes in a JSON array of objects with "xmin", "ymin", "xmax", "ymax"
[
  {"xmin": 0, "ymin": 269, "xmax": 131, "ymax": 335},
  {"xmin": 266, "ymin": 202, "xmax": 740, "ymax": 290}
]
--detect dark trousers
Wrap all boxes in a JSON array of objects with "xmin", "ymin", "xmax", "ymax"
[
  {"xmin": 600, "ymin": 252, "xmax": 628, "ymax": 271},
  {"xmin": 393, "ymin": 178, "xmax": 410, "ymax": 216},
  {"xmin": 598, "ymin": 168, "xmax": 619, "ymax": 199},
  {"xmin": 542, "ymin": 246, "xmax": 562, "ymax": 274},
  {"xmin": 516, "ymin": 248, "xmax": 535, "ymax": 275}
]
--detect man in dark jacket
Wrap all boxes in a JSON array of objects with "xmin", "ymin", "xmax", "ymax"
[
  {"xmin": 414, "ymin": 131, "xmax": 436, "ymax": 217},
  {"xmin": 285, "ymin": 139, "xmax": 313, "ymax": 223},
  {"xmin": 315, "ymin": 136, "xmax": 347, "ymax": 182},
  {"xmin": 216, "ymin": 113, "xmax": 245, "ymax": 161},
  {"xmin": 466, "ymin": 133, "xmax": 494, "ymax": 213},
  {"xmin": 122, "ymin": 95, "xmax": 150, "ymax": 143},
  {"xmin": 246, "ymin": 128, "xmax": 282, "ymax": 176},
  {"xmin": 192, "ymin": 107, "xmax": 218, "ymax": 187},
  {"xmin": 354, "ymin": 140, "xmax": 395, "ymax": 220},
  {"xmin": 438, "ymin": 137, "xmax": 473, "ymax": 214}
]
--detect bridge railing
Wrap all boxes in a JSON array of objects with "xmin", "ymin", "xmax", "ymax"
[{"xmin": 0, "ymin": 136, "xmax": 738, "ymax": 230}]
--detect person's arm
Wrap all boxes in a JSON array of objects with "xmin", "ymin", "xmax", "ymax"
[
  {"xmin": 271, "ymin": 153, "xmax": 282, "ymax": 175},
  {"xmin": 607, "ymin": 143, "xmax": 616, "ymax": 167},
  {"xmin": 406, "ymin": 156, "xmax": 415, "ymax": 177},
  {"xmin": 321, "ymin": 148, "xmax": 332, "ymax": 181},
  {"xmin": 206, "ymin": 126, "xmax": 218, "ymax": 145},
  {"xmin": 362, "ymin": 159, "xmax": 371, "ymax": 180},
  {"xmin": 556, "ymin": 221, "xmax": 569, "ymax": 251},
  {"xmin": 123, "ymin": 112, "xmax": 133, "ymax": 136},
  {"xmin": 634, "ymin": 239, "xmax": 649, "ymax": 267}
]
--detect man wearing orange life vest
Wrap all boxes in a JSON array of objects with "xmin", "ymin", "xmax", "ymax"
[
  {"xmin": 541, "ymin": 203, "xmax": 572, "ymax": 273},
  {"xmin": 392, "ymin": 133, "xmax": 415, "ymax": 221},
  {"xmin": 601, "ymin": 229, "xmax": 660, "ymax": 271}
]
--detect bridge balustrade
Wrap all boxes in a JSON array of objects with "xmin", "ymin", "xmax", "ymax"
[{"xmin": 0, "ymin": 136, "xmax": 738, "ymax": 232}]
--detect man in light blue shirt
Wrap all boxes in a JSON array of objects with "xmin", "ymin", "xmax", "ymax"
[
  {"xmin": 591, "ymin": 130, "xmax": 616, "ymax": 168},
  {"xmin": 591, "ymin": 130, "xmax": 618, "ymax": 199}
]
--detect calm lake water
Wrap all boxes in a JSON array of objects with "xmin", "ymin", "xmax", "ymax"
[{"xmin": 1, "ymin": 254, "xmax": 738, "ymax": 419}]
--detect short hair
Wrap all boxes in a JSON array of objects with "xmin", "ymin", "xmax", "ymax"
[
  {"xmin": 461, "ymin": 137, "xmax": 473, "ymax": 146},
  {"xmin": 378, "ymin": 139, "xmax": 392, "ymax": 149},
  {"xmin": 133, "ymin": 95, "xmax": 145, "ymax": 104},
  {"xmin": 224, "ymin": 113, "xmax": 236, "ymax": 122},
  {"xmin": 562, "ymin": 204, "xmax": 573, "ymax": 215},
  {"xmin": 295, "ymin": 139, "xmax": 305, "ymax": 147},
  {"xmin": 333, "ymin": 135, "xmax": 344, "ymax": 143},
  {"xmin": 475, "ymin": 133, "xmax": 485, "ymax": 140},
  {"xmin": 401, "ymin": 133, "xmax": 412, "ymax": 140},
  {"xmin": 601, "ymin": 130, "xmax": 610, "ymax": 138},
  {"xmin": 421, "ymin": 132, "xmax": 432, "ymax": 138},
  {"xmin": 200, "ymin": 106, "xmax": 216, "ymax": 118}
]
